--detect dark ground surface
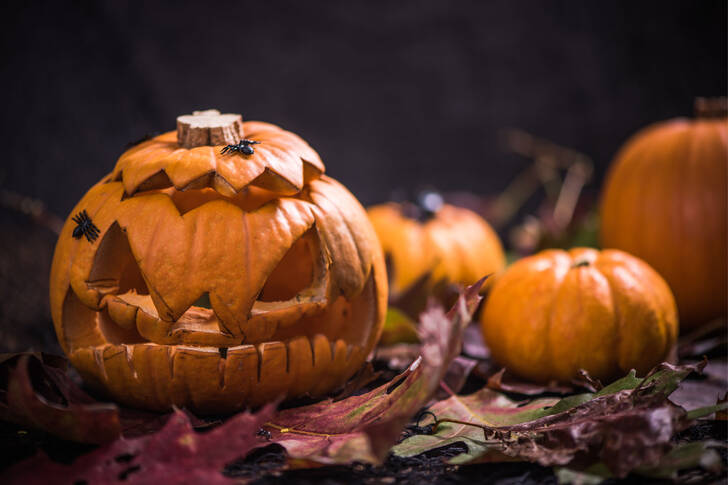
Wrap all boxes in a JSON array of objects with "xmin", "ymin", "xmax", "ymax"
[{"xmin": 0, "ymin": 388, "xmax": 725, "ymax": 484}]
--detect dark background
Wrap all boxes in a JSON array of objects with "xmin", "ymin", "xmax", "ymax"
[
  {"xmin": 0, "ymin": 1, "xmax": 725, "ymax": 352},
  {"xmin": 1, "ymin": 0, "xmax": 726, "ymax": 214}
]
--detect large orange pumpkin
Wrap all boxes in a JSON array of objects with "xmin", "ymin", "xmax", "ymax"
[
  {"xmin": 600, "ymin": 98, "xmax": 727, "ymax": 329},
  {"xmin": 480, "ymin": 248, "xmax": 678, "ymax": 383},
  {"xmin": 50, "ymin": 110, "xmax": 387, "ymax": 413},
  {"xmin": 368, "ymin": 197, "xmax": 505, "ymax": 295}
]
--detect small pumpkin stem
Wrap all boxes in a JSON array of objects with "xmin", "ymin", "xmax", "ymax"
[
  {"xmin": 572, "ymin": 260, "xmax": 590, "ymax": 268},
  {"xmin": 694, "ymin": 97, "xmax": 728, "ymax": 119},
  {"xmin": 176, "ymin": 109, "xmax": 244, "ymax": 148}
]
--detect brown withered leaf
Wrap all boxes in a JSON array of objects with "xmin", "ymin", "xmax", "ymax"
[
  {"xmin": 256, "ymin": 279, "xmax": 484, "ymax": 467},
  {"xmin": 484, "ymin": 367, "xmax": 576, "ymax": 395},
  {"xmin": 3, "ymin": 404, "xmax": 276, "ymax": 485},
  {"xmin": 394, "ymin": 359, "xmax": 726, "ymax": 478}
]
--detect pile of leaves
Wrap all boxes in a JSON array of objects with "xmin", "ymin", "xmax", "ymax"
[{"xmin": 0, "ymin": 281, "xmax": 726, "ymax": 484}]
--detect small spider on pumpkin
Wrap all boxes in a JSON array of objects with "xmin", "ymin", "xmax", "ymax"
[
  {"xmin": 221, "ymin": 139, "xmax": 261, "ymax": 156},
  {"xmin": 71, "ymin": 210, "xmax": 100, "ymax": 242}
]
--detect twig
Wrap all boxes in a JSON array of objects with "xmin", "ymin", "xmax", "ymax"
[{"xmin": 0, "ymin": 188, "xmax": 64, "ymax": 234}]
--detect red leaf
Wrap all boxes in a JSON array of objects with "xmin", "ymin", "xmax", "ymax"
[
  {"xmin": 0, "ymin": 353, "xmax": 122, "ymax": 444},
  {"xmin": 258, "ymin": 279, "xmax": 484, "ymax": 466},
  {"xmin": 3, "ymin": 404, "xmax": 276, "ymax": 485}
]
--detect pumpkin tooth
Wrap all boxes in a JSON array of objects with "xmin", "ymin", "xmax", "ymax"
[
  {"xmin": 170, "ymin": 346, "xmax": 224, "ymax": 409},
  {"xmin": 135, "ymin": 306, "xmax": 172, "ymax": 343},
  {"xmin": 286, "ymin": 336, "xmax": 315, "ymax": 397},
  {"xmin": 93, "ymin": 346, "xmax": 108, "ymax": 382},
  {"xmin": 106, "ymin": 296, "xmax": 139, "ymax": 331},
  {"xmin": 223, "ymin": 345, "xmax": 258, "ymax": 403},
  {"xmin": 257, "ymin": 341, "xmax": 292, "ymax": 400},
  {"xmin": 131, "ymin": 344, "xmax": 173, "ymax": 409},
  {"xmin": 217, "ymin": 353, "xmax": 226, "ymax": 389},
  {"xmin": 123, "ymin": 344, "xmax": 137, "ymax": 379},
  {"xmin": 309, "ymin": 334, "xmax": 335, "ymax": 396}
]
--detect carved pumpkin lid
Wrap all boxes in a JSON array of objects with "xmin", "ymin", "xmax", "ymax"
[{"xmin": 110, "ymin": 110, "xmax": 324, "ymax": 197}]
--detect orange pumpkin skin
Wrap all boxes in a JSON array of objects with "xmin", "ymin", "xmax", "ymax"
[
  {"xmin": 480, "ymin": 248, "xmax": 678, "ymax": 384},
  {"xmin": 50, "ymin": 120, "xmax": 387, "ymax": 414},
  {"xmin": 367, "ymin": 203, "xmax": 505, "ymax": 295},
  {"xmin": 600, "ymin": 114, "xmax": 727, "ymax": 329}
]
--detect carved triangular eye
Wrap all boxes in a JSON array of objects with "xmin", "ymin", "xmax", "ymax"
[
  {"xmin": 259, "ymin": 228, "xmax": 318, "ymax": 302},
  {"xmin": 87, "ymin": 222, "xmax": 149, "ymax": 297}
]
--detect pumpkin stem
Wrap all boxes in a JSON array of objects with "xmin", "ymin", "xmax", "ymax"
[
  {"xmin": 572, "ymin": 260, "xmax": 590, "ymax": 268},
  {"xmin": 694, "ymin": 97, "xmax": 728, "ymax": 119},
  {"xmin": 177, "ymin": 109, "xmax": 244, "ymax": 148},
  {"xmin": 399, "ymin": 190, "xmax": 444, "ymax": 223}
]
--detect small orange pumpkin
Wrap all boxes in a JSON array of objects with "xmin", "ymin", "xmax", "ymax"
[
  {"xmin": 49, "ymin": 110, "xmax": 387, "ymax": 413},
  {"xmin": 368, "ymin": 196, "xmax": 505, "ymax": 295},
  {"xmin": 600, "ymin": 98, "xmax": 727, "ymax": 329},
  {"xmin": 480, "ymin": 248, "xmax": 678, "ymax": 383}
]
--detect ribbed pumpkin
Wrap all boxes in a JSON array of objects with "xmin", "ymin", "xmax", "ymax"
[
  {"xmin": 600, "ymin": 98, "xmax": 727, "ymax": 329},
  {"xmin": 368, "ymin": 197, "xmax": 505, "ymax": 295},
  {"xmin": 480, "ymin": 248, "xmax": 678, "ymax": 383},
  {"xmin": 49, "ymin": 110, "xmax": 387, "ymax": 413}
]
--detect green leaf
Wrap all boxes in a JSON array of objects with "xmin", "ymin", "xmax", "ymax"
[{"xmin": 379, "ymin": 307, "xmax": 419, "ymax": 345}]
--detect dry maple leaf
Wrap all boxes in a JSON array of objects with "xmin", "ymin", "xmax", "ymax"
[
  {"xmin": 254, "ymin": 279, "xmax": 484, "ymax": 467},
  {"xmin": 2, "ymin": 403, "xmax": 277, "ymax": 485},
  {"xmin": 394, "ymin": 359, "xmax": 727, "ymax": 478}
]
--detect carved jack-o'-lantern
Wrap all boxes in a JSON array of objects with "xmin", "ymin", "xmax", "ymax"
[{"xmin": 50, "ymin": 110, "xmax": 387, "ymax": 414}]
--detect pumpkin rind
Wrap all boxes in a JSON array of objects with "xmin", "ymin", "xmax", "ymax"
[
  {"xmin": 600, "ymin": 116, "xmax": 728, "ymax": 328},
  {"xmin": 50, "ymin": 120, "xmax": 386, "ymax": 413},
  {"xmin": 368, "ymin": 202, "xmax": 505, "ymax": 294},
  {"xmin": 480, "ymin": 248, "xmax": 678, "ymax": 383}
]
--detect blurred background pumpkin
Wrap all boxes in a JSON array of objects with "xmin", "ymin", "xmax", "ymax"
[
  {"xmin": 600, "ymin": 98, "xmax": 727, "ymax": 330},
  {"xmin": 480, "ymin": 248, "xmax": 678, "ymax": 383},
  {"xmin": 368, "ymin": 192, "xmax": 505, "ymax": 296}
]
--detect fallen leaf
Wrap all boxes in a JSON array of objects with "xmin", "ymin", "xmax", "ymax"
[
  {"xmin": 373, "ymin": 343, "xmax": 421, "ymax": 371},
  {"xmin": 484, "ymin": 367, "xmax": 576, "ymax": 395},
  {"xmin": 437, "ymin": 356, "xmax": 479, "ymax": 399},
  {"xmin": 394, "ymin": 360, "xmax": 722, "ymax": 478},
  {"xmin": 3, "ymin": 404, "xmax": 276, "ymax": 485},
  {"xmin": 379, "ymin": 307, "xmax": 419, "ymax": 345},
  {"xmin": 677, "ymin": 318, "xmax": 727, "ymax": 358},
  {"xmin": 556, "ymin": 440, "xmax": 725, "ymax": 484},
  {"xmin": 461, "ymin": 324, "xmax": 489, "ymax": 360},
  {"xmin": 0, "ymin": 353, "xmax": 200, "ymax": 444},
  {"xmin": 257, "ymin": 279, "xmax": 484, "ymax": 467},
  {"xmin": 332, "ymin": 362, "xmax": 382, "ymax": 401},
  {"xmin": 0, "ymin": 353, "xmax": 122, "ymax": 444}
]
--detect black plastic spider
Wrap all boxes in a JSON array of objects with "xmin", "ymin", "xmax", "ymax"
[
  {"xmin": 256, "ymin": 428, "xmax": 272, "ymax": 440},
  {"xmin": 71, "ymin": 210, "xmax": 100, "ymax": 242},
  {"xmin": 221, "ymin": 139, "xmax": 261, "ymax": 156}
]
